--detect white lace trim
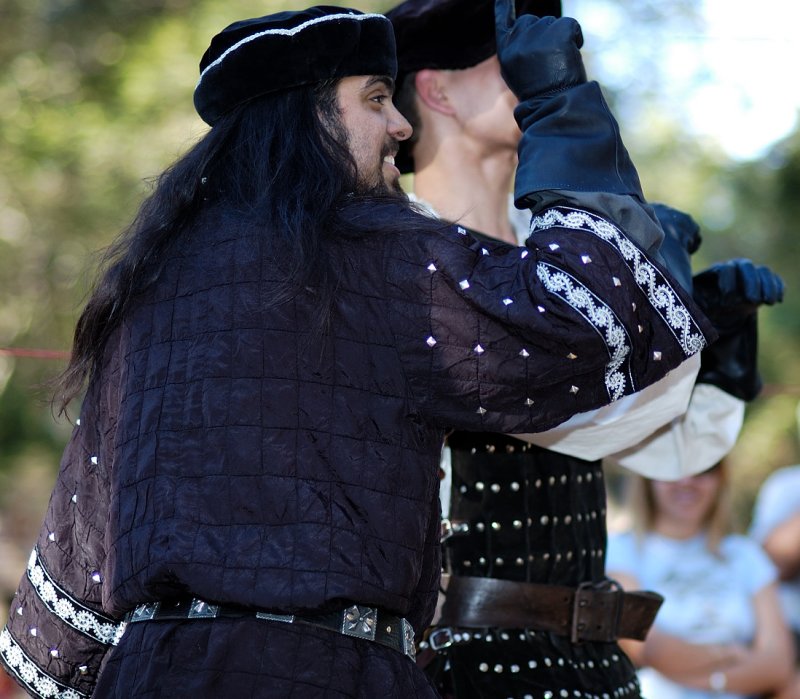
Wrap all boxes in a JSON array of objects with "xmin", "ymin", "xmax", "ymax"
[
  {"xmin": 529, "ymin": 207, "xmax": 708, "ymax": 357},
  {"xmin": 27, "ymin": 548, "xmax": 126, "ymax": 646},
  {"xmin": 0, "ymin": 627, "xmax": 87, "ymax": 699},
  {"xmin": 537, "ymin": 262, "xmax": 630, "ymax": 401}
]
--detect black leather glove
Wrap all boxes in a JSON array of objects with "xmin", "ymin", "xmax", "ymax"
[
  {"xmin": 693, "ymin": 259, "xmax": 784, "ymax": 401},
  {"xmin": 494, "ymin": 1, "xmax": 586, "ymax": 102},
  {"xmin": 495, "ymin": 0, "xmax": 644, "ymax": 206},
  {"xmin": 651, "ymin": 203, "xmax": 702, "ymax": 293}
]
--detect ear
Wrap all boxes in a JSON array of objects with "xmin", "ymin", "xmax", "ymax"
[{"xmin": 414, "ymin": 69, "xmax": 456, "ymax": 117}]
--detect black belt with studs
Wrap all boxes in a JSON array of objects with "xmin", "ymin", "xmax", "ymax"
[{"xmin": 124, "ymin": 598, "xmax": 416, "ymax": 661}]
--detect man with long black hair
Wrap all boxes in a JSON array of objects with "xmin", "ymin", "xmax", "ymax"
[{"xmin": 1, "ymin": 4, "xmax": 714, "ymax": 697}]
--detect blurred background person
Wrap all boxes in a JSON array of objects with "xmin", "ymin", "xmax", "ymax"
[
  {"xmin": 607, "ymin": 458, "xmax": 795, "ymax": 698},
  {"xmin": 749, "ymin": 441, "xmax": 800, "ymax": 698}
]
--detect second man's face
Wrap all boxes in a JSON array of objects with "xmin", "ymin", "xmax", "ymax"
[
  {"xmin": 442, "ymin": 55, "xmax": 520, "ymax": 154},
  {"xmin": 334, "ymin": 75, "xmax": 413, "ymax": 194}
]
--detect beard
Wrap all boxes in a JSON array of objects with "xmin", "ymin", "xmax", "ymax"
[
  {"xmin": 350, "ymin": 136, "xmax": 405, "ymax": 198},
  {"xmin": 318, "ymin": 100, "xmax": 406, "ymax": 199}
]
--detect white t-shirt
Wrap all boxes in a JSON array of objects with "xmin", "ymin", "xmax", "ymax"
[
  {"xmin": 606, "ymin": 531, "xmax": 777, "ymax": 699},
  {"xmin": 749, "ymin": 465, "xmax": 800, "ymax": 632}
]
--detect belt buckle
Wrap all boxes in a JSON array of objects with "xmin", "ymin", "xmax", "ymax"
[
  {"xmin": 571, "ymin": 579, "xmax": 623, "ymax": 644},
  {"xmin": 428, "ymin": 626, "xmax": 455, "ymax": 651}
]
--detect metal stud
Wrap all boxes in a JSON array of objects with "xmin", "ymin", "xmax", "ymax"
[
  {"xmin": 519, "ymin": 349, "xmax": 530, "ymax": 358},
  {"xmin": 47, "ymin": 532, "xmax": 55, "ymax": 542},
  {"xmin": 653, "ymin": 351, "xmax": 662, "ymax": 361},
  {"xmin": 475, "ymin": 482, "xmax": 485, "ymax": 492},
  {"xmin": 50, "ymin": 649, "xmax": 60, "ymax": 658},
  {"xmin": 426, "ymin": 336, "xmax": 437, "ymax": 347},
  {"xmin": 482, "ymin": 248, "xmax": 490, "ymax": 256},
  {"xmin": 612, "ymin": 276, "xmax": 622, "ymax": 287},
  {"xmin": 502, "ymin": 298, "xmax": 513, "ymax": 305},
  {"xmin": 581, "ymin": 255, "xmax": 592, "ymax": 264},
  {"xmin": 567, "ymin": 352, "xmax": 577, "ymax": 360},
  {"xmin": 490, "ymin": 483, "xmax": 500, "ymax": 493},
  {"xmin": 569, "ymin": 385, "xmax": 579, "ymax": 394},
  {"xmin": 537, "ymin": 305, "xmax": 546, "ymax": 313},
  {"xmin": 476, "ymin": 406, "xmax": 486, "ymax": 415},
  {"xmin": 457, "ymin": 226, "xmax": 467, "ymax": 235},
  {"xmin": 548, "ymin": 243, "xmax": 560, "ymax": 251},
  {"xmin": 521, "ymin": 250, "xmax": 529, "ymax": 258},
  {"xmin": 91, "ymin": 572, "xmax": 102, "ymax": 583},
  {"xmin": 427, "ymin": 262, "xmax": 437, "ymax": 272},
  {"xmin": 90, "ymin": 456, "xmax": 98, "ymax": 465},
  {"xmin": 459, "ymin": 279, "xmax": 470, "ymax": 290}
]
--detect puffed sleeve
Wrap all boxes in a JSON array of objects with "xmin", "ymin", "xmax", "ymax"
[
  {"xmin": 1, "ymin": 368, "xmax": 124, "ymax": 698},
  {"xmin": 386, "ymin": 205, "xmax": 716, "ymax": 434}
]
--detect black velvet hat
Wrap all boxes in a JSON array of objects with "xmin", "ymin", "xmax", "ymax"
[
  {"xmin": 387, "ymin": 0, "xmax": 562, "ymax": 172},
  {"xmin": 194, "ymin": 6, "xmax": 397, "ymax": 126}
]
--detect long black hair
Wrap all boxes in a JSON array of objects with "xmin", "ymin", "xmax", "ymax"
[{"xmin": 56, "ymin": 78, "xmax": 447, "ymax": 413}]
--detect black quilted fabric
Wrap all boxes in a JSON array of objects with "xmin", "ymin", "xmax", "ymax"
[{"xmin": 1, "ymin": 201, "xmax": 714, "ymax": 697}]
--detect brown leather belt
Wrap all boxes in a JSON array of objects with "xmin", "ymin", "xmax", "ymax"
[{"xmin": 436, "ymin": 576, "xmax": 663, "ymax": 644}]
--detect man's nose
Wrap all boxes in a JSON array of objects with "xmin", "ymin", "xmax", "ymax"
[{"xmin": 388, "ymin": 104, "xmax": 412, "ymax": 142}]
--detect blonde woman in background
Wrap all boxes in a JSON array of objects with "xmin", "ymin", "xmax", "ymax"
[{"xmin": 606, "ymin": 460, "xmax": 795, "ymax": 698}]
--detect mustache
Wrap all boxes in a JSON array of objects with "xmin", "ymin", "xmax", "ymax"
[{"xmin": 381, "ymin": 138, "xmax": 400, "ymax": 160}]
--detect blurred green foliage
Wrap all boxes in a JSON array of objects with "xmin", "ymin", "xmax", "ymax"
[{"xmin": 1, "ymin": 0, "xmax": 799, "ymax": 576}]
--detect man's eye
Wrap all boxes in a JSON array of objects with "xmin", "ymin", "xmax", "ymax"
[{"xmin": 371, "ymin": 94, "xmax": 389, "ymax": 104}]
